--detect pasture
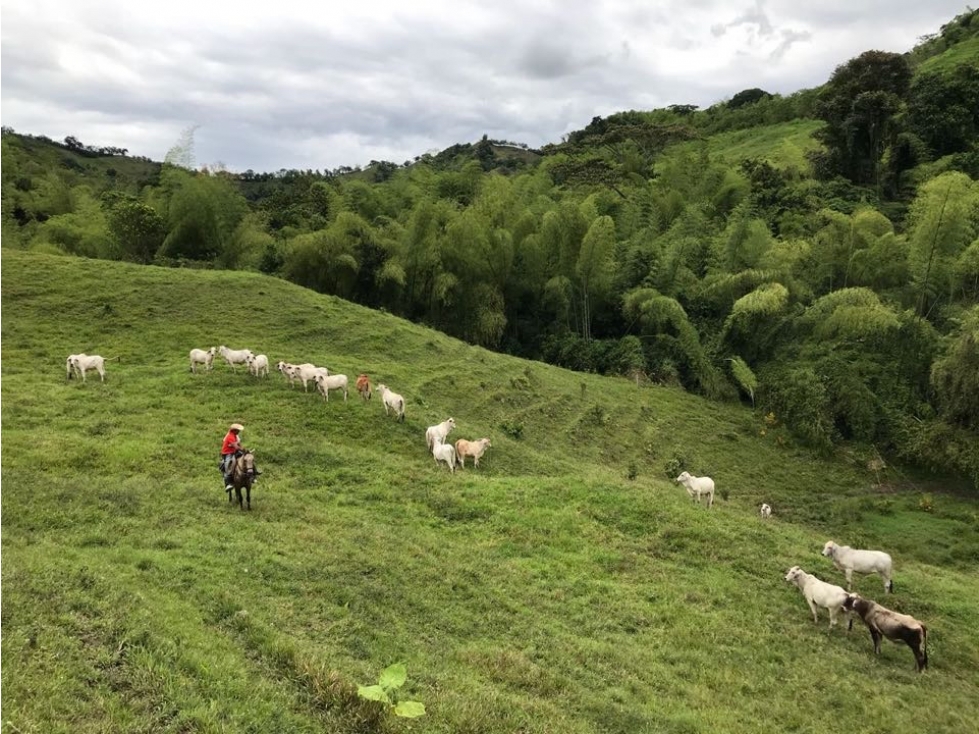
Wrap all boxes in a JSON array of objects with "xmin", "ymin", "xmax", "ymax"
[{"xmin": 2, "ymin": 250, "xmax": 978, "ymax": 734}]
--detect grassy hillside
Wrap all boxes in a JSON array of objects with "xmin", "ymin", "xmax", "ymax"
[
  {"xmin": 671, "ymin": 119, "xmax": 825, "ymax": 170},
  {"xmin": 3, "ymin": 251, "xmax": 979, "ymax": 734}
]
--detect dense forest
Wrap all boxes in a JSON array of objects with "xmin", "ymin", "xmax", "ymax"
[{"xmin": 3, "ymin": 10, "xmax": 978, "ymax": 486}]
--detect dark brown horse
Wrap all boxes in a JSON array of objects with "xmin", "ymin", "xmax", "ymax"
[{"xmin": 227, "ymin": 451, "xmax": 257, "ymax": 510}]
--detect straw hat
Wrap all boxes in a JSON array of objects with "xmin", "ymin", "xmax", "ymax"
[{"xmin": 229, "ymin": 423, "xmax": 244, "ymax": 432}]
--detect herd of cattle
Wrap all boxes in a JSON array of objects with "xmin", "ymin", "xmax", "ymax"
[
  {"xmin": 65, "ymin": 347, "xmax": 931, "ymax": 672},
  {"xmin": 672, "ymin": 466, "xmax": 929, "ymax": 672}
]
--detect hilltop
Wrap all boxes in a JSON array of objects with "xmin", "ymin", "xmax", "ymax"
[{"xmin": 3, "ymin": 250, "xmax": 978, "ymax": 733}]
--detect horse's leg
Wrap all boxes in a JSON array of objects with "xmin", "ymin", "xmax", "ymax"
[
  {"xmin": 246, "ymin": 481, "xmax": 252, "ymax": 511},
  {"xmin": 236, "ymin": 485, "xmax": 243, "ymax": 510}
]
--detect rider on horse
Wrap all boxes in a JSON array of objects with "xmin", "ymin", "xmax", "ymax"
[{"xmin": 220, "ymin": 423, "xmax": 261, "ymax": 490}]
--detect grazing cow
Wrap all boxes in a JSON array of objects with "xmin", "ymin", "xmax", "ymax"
[
  {"xmin": 66, "ymin": 354, "xmax": 120, "ymax": 383},
  {"xmin": 784, "ymin": 566, "xmax": 850, "ymax": 628},
  {"xmin": 289, "ymin": 363, "xmax": 329, "ymax": 392},
  {"xmin": 822, "ymin": 541, "xmax": 894, "ymax": 593},
  {"xmin": 760, "ymin": 503, "xmax": 772, "ymax": 519},
  {"xmin": 675, "ymin": 471, "xmax": 715, "ymax": 509},
  {"xmin": 314, "ymin": 373, "xmax": 349, "ymax": 401},
  {"xmin": 189, "ymin": 347, "xmax": 217, "ymax": 374},
  {"xmin": 376, "ymin": 384, "xmax": 405, "ymax": 422},
  {"xmin": 246, "ymin": 353, "xmax": 270, "ymax": 378},
  {"xmin": 455, "ymin": 438, "xmax": 492, "ymax": 468},
  {"xmin": 432, "ymin": 438, "xmax": 457, "ymax": 473},
  {"xmin": 843, "ymin": 594, "xmax": 928, "ymax": 672},
  {"xmin": 218, "ymin": 346, "xmax": 254, "ymax": 373},
  {"xmin": 356, "ymin": 374, "xmax": 372, "ymax": 401},
  {"xmin": 425, "ymin": 418, "xmax": 456, "ymax": 450}
]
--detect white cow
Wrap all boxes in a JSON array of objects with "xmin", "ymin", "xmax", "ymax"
[
  {"xmin": 760, "ymin": 503, "xmax": 773, "ymax": 519},
  {"xmin": 376, "ymin": 384, "xmax": 405, "ymax": 422},
  {"xmin": 425, "ymin": 418, "xmax": 456, "ymax": 450},
  {"xmin": 66, "ymin": 353, "xmax": 87, "ymax": 380},
  {"xmin": 247, "ymin": 354, "xmax": 270, "ymax": 378},
  {"xmin": 314, "ymin": 373, "xmax": 349, "ymax": 401},
  {"xmin": 432, "ymin": 438, "xmax": 458, "ymax": 473},
  {"xmin": 455, "ymin": 438, "xmax": 492, "ymax": 468},
  {"xmin": 289, "ymin": 363, "xmax": 329, "ymax": 392},
  {"xmin": 276, "ymin": 361, "xmax": 296, "ymax": 385},
  {"xmin": 784, "ymin": 566, "xmax": 851, "ymax": 628},
  {"xmin": 218, "ymin": 346, "xmax": 254, "ymax": 373},
  {"xmin": 822, "ymin": 541, "xmax": 894, "ymax": 593},
  {"xmin": 675, "ymin": 471, "xmax": 715, "ymax": 509},
  {"xmin": 189, "ymin": 346, "xmax": 216, "ymax": 374},
  {"xmin": 66, "ymin": 354, "xmax": 120, "ymax": 383}
]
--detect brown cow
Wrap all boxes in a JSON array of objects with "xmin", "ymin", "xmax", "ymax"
[
  {"xmin": 356, "ymin": 374, "xmax": 372, "ymax": 401},
  {"xmin": 843, "ymin": 594, "xmax": 928, "ymax": 672},
  {"xmin": 455, "ymin": 438, "xmax": 492, "ymax": 469}
]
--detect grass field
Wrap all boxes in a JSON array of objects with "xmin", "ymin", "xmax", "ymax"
[
  {"xmin": 2, "ymin": 250, "xmax": 978, "ymax": 734},
  {"xmin": 668, "ymin": 120, "xmax": 825, "ymax": 172}
]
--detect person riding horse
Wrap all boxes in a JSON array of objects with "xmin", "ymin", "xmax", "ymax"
[{"xmin": 220, "ymin": 423, "xmax": 261, "ymax": 491}]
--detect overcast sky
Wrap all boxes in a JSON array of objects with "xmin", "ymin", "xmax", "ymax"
[{"xmin": 1, "ymin": 0, "xmax": 970, "ymax": 173}]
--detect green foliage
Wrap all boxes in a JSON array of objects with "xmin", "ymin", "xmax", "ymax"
[
  {"xmin": 813, "ymin": 50, "xmax": 912, "ymax": 184},
  {"xmin": 727, "ymin": 356, "xmax": 758, "ymax": 406},
  {"xmin": 357, "ymin": 663, "xmax": 426, "ymax": 719},
  {"xmin": 907, "ymin": 172, "xmax": 979, "ymax": 315},
  {"xmin": 931, "ymin": 306, "xmax": 979, "ymax": 429}
]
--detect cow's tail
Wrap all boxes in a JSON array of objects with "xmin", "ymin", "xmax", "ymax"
[
  {"xmin": 107, "ymin": 355, "xmax": 122, "ymax": 363},
  {"xmin": 886, "ymin": 578, "xmax": 894, "ymax": 594},
  {"xmin": 398, "ymin": 399, "xmax": 405, "ymax": 422},
  {"xmin": 920, "ymin": 624, "xmax": 928, "ymax": 670}
]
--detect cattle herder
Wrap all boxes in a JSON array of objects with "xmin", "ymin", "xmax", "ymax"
[{"xmin": 220, "ymin": 422, "xmax": 261, "ymax": 490}]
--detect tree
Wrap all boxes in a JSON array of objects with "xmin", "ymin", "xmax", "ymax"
[
  {"xmin": 101, "ymin": 194, "xmax": 166, "ymax": 263},
  {"xmin": 813, "ymin": 51, "xmax": 911, "ymax": 184},
  {"xmin": 931, "ymin": 306, "xmax": 979, "ymax": 429},
  {"xmin": 575, "ymin": 215, "xmax": 615, "ymax": 341},
  {"xmin": 907, "ymin": 172, "xmax": 979, "ymax": 316},
  {"xmin": 728, "ymin": 88, "xmax": 772, "ymax": 109}
]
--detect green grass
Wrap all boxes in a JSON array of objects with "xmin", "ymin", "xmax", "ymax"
[
  {"xmin": 916, "ymin": 36, "xmax": 979, "ymax": 76},
  {"xmin": 667, "ymin": 120, "xmax": 825, "ymax": 171},
  {"xmin": 3, "ymin": 249, "xmax": 978, "ymax": 733}
]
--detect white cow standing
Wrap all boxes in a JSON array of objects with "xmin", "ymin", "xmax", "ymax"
[
  {"xmin": 822, "ymin": 541, "xmax": 894, "ymax": 593},
  {"xmin": 675, "ymin": 471, "xmax": 715, "ymax": 509}
]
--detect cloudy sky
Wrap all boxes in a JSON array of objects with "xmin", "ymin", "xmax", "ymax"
[{"xmin": 1, "ymin": 0, "xmax": 969, "ymax": 173}]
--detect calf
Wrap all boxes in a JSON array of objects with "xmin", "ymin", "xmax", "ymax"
[
  {"xmin": 289, "ymin": 363, "xmax": 329, "ymax": 392},
  {"xmin": 189, "ymin": 347, "xmax": 217, "ymax": 374},
  {"xmin": 760, "ymin": 503, "xmax": 772, "ymax": 519},
  {"xmin": 356, "ymin": 373, "xmax": 372, "ymax": 401},
  {"xmin": 455, "ymin": 438, "xmax": 492, "ymax": 468},
  {"xmin": 314, "ymin": 373, "xmax": 349, "ymax": 401},
  {"xmin": 432, "ymin": 438, "xmax": 458, "ymax": 473},
  {"xmin": 67, "ymin": 354, "xmax": 120, "ymax": 382},
  {"xmin": 247, "ymin": 353, "xmax": 270, "ymax": 378},
  {"xmin": 843, "ymin": 594, "xmax": 928, "ymax": 672},
  {"xmin": 376, "ymin": 384, "xmax": 405, "ymax": 422},
  {"xmin": 218, "ymin": 346, "xmax": 254, "ymax": 373},
  {"xmin": 675, "ymin": 471, "xmax": 715, "ymax": 509}
]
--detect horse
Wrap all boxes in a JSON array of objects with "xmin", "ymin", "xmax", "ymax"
[{"xmin": 227, "ymin": 450, "xmax": 257, "ymax": 510}]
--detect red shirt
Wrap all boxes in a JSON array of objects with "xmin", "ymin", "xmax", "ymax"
[{"xmin": 221, "ymin": 431, "xmax": 241, "ymax": 455}]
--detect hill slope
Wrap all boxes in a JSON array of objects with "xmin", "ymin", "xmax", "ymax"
[{"xmin": 2, "ymin": 251, "xmax": 978, "ymax": 733}]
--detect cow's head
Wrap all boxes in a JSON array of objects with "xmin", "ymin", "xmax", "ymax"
[
  {"xmin": 675, "ymin": 471, "xmax": 691, "ymax": 483},
  {"xmin": 842, "ymin": 594, "xmax": 860, "ymax": 612},
  {"xmin": 821, "ymin": 541, "xmax": 837, "ymax": 558},
  {"xmin": 784, "ymin": 566, "xmax": 803, "ymax": 584}
]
